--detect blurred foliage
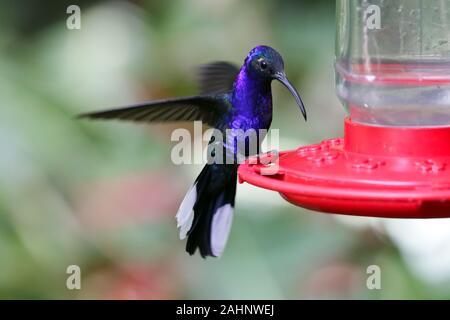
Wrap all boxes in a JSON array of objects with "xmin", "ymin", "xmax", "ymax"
[{"xmin": 0, "ymin": 0, "xmax": 448, "ymax": 299}]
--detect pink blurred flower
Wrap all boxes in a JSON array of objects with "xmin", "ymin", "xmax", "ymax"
[
  {"xmin": 74, "ymin": 171, "xmax": 185, "ymax": 230},
  {"xmin": 303, "ymin": 261, "xmax": 363, "ymax": 299},
  {"xmin": 81, "ymin": 263, "xmax": 180, "ymax": 300}
]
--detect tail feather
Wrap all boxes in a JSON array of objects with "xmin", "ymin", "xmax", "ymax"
[
  {"xmin": 176, "ymin": 184, "xmax": 197, "ymax": 240},
  {"xmin": 176, "ymin": 164, "xmax": 237, "ymax": 258}
]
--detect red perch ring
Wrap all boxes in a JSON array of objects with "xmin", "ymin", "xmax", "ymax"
[{"xmin": 238, "ymin": 118, "xmax": 450, "ymax": 218}]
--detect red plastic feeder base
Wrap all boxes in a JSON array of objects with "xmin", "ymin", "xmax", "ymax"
[{"xmin": 238, "ymin": 118, "xmax": 450, "ymax": 218}]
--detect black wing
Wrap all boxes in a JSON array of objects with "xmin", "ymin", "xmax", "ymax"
[
  {"xmin": 197, "ymin": 61, "xmax": 240, "ymax": 95},
  {"xmin": 78, "ymin": 61, "xmax": 238, "ymax": 126},
  {"xmin": 77, "ymin": 95, "xmax": 229, "ymax": 127}
]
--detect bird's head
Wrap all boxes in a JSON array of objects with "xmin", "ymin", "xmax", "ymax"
[{"xmin": 245, "ymin": 45, "xmax": 307, "ymax": 121}]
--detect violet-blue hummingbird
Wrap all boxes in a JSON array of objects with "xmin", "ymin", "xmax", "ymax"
[{"xmin": 78, "ymin": 45, "xmax": 307, "ymax": 258}]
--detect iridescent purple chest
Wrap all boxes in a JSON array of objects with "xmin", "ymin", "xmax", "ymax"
[{"xmin": 229, "ymin": 76, "xmax": 273, "ymax": 131}]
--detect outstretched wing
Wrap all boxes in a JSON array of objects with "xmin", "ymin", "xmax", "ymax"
[
  {"xmin": 197, "ymin": 61, "xmax": 240, "ymax": 95},
  {"xmin": 78, "ymin": 61, "xmax": 239, "ymax": 126},
  {"xmin": 77, "ymin": 95, "xmax": 229, "ymax": 127}
]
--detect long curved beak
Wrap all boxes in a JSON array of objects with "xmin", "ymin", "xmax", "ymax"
[{"xmin": 274, "ymin": 72, "xmax": 307, "ymax": 121}]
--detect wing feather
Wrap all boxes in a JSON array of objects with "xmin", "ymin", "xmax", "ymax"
[
  {"xmin": 79, "ymin": 60, "xmax": 239, "ymax": 126},
  {"xmin": 197, "ymin": 62, "xmax": 240, "ymax": 94},
  {"xmin": 78, "ymin": 95, "xmax": 229, "ymax": 127}
]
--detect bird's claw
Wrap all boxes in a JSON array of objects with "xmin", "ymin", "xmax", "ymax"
[{"xmin": 251, "ymin": 150, "xmax": 279, "ymax": 166}]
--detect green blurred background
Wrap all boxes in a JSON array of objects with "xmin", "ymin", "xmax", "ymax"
[{"xmin": 0, "ymin": 0, "xmax": 449, "ymax": 299}]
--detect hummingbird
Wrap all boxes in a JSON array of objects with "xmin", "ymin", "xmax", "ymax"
[{"xmin": 78, "ymin": 45, "xmax": 307, "ymax": 258}]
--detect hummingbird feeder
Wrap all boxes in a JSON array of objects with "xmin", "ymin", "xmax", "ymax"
[{"xmin": 238, "ymin": 0, "xmax": 450, "ymax": 218}]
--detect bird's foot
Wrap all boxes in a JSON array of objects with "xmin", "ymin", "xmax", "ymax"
[{"xmin": 250, "ymin": 150, "xmax": 279, "ymax": 166}]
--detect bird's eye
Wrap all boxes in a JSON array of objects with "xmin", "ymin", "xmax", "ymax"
[{"xmin": 259, "ymin": 60, "xmax": 268, "ymax": 70}]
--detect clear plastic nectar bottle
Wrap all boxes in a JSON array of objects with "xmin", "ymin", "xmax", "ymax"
[{"xmin": 336, "ymin": 0, "xmax": 450, "ymax": 126}]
